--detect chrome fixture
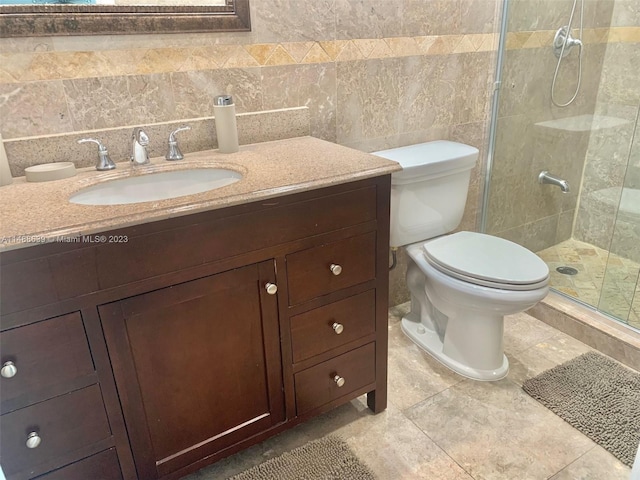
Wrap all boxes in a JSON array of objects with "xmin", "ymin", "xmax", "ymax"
[
  {"xmin": 330, "ymin": 263, "xmax": 342, "ymax": 276},
  {"xmin": 265, "ymin": 282, "xmax": 278, "ymax": 295},
  {"xmin": 551, "ymin": 0, "xmax": 584, "ymax": 107},
  {"xmin": 332, "ymin": 322, "xmax": 344, "ymax": 335},
  {"xmin": 553, "ymin": 26, "xmax": 582, "ymax": 58},
  {"xmin": 131, "ymin": 128, "xmax": 150, "ymax": 167},
  {"xmin": 333, "ymin": 374, "xmax": 345, "ymax": 387},
  {"xmin": 538, "ymin": 171, "xmax": 570, "ymax": 193},
  {"xmin": 165, "ymin": 124, "xmax": 191, "ymax": 161},
  {"xmin": 77, "ymin": 137, "xmax": 116, "ymax": 171}
]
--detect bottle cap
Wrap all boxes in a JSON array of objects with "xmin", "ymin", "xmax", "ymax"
[{"xmin": 214, "ymin": 95, "xmax": 234, "ymax": 106}]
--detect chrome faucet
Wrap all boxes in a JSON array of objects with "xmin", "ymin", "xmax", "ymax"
[
  {"xmin": 131, "ymin": 128, "xmax": 150, "ymax": 167},
  {"xmin": 165, "ymin": 125, "xmax": 191, "ymax": 161},
  {"xmin": 77, "ymin": 137, "xmax": 116, "ymax": 171},
  {"xmin": 538, "ymin": 171, "xmax": 570, "ymax": 193}
]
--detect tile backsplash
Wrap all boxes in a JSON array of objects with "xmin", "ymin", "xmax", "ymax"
[{"xmin": 1, "ymin": 0, "xmax": 504, "ymax": 304}]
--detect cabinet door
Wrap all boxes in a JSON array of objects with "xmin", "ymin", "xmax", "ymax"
[{"xmin": 99, "ymin": 261, "xmax": 284, "ymax": 479}]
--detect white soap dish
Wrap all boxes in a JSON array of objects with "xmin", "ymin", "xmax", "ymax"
[{"xmin": 25, "ymin": 162, "xmax": 77, "ymax": 182}]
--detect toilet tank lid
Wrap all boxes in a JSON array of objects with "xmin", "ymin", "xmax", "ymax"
[{"xmin": 373, "ymin": 141, "xmax": 478, "ymax": 183}]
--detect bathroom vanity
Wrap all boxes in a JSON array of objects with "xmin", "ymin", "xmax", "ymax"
[{"xmin": 0, "ymin": 137, "xmax": 399, "ymax": 480}]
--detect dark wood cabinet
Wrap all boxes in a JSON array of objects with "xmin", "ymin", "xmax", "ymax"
[
  {"xmin": 99, "ymin": 262, "xmax": 285, "ymax": 479},
  {"xmin": 0, "ymin": 176, "xmax": 391, "ymax": 480}
]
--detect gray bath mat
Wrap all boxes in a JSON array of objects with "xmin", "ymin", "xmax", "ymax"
[
  {"xmin": 228, "ymin": 436, "xmax": 376, "ymax": 480},
  {"xmin": 523, "ymin": 351, "xmax": 640, "ymax": 467}
]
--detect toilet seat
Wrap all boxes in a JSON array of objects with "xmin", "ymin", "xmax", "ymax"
[{"xmin": 422, "ymin": 231, "xmax": 550, "ymax": 291}]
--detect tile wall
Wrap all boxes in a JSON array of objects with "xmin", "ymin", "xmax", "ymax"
[
  {"xmin": 0, "ymin": 0, "xmax": 501, "ymax": 305},
  {"xmin": 488, "ymin": 0, "xmax": 640, "ymax": 262},
  {"xmin": 574, "ymin": 0, "xmax": 640, "ymax": 263},
  {"xmin": 486, "ymin": 0, "xmax": 618, "ymax": 253}
]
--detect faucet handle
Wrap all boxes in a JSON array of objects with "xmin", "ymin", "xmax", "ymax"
[
  {"xmin": 77, "ymin": 138, "xmax": 116, "ymax": 171},
  {"xmin": 166, "ymin": 124, "xmax": 191, "ymax": 161}
]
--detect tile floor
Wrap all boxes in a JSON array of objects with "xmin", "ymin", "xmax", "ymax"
[
  {"xmin": 184, "ymin": 303, "xmax": 634, "ymax": 480},
  {"xmin": 537, "ymin": 238, "xmax": 640, "ymax": 329}
]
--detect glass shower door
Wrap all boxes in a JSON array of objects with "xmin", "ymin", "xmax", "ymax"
[{"xmin": 599, "ymin": 105, "xmax": 640, "ymax": 329}]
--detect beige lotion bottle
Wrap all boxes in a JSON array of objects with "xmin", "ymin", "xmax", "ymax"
[
  {"xmin": 0, "ymin": 133, "xmax": 13, "ymax": 187},
  {"xmin": 213, "ymin": 94, "xmax": 239, "ymax": 154}
]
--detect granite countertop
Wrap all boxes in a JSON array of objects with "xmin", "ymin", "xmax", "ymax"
[{"xmin": 0, "ymin": 136, "xmax": 401, "ymax": 251}]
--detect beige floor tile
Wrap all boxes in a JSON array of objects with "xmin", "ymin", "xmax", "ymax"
[
  {"xmin": 387, "ymin": 320, "xmax": 464, "ymax": 411},
  {"xmin": 549, "ymin": 445, "xmax": 631, "ymax": 480},
  {"xmin": 405, "ymin": 379, "xmax": 596, "ymax": 480},
  {"xmin": 183, "ymin": 309, "xmax": 632, "ymax": 480},
  {"xmin": 503, "ymin": 311, "xmax": 557, "ymax": 354},
  {"xmin": 340, "ymin": 401, "xmax": 473, "ymax": 480},
  {"xmin": 507, "ymin": 332, "xmax": 593, "ymax": 386}
]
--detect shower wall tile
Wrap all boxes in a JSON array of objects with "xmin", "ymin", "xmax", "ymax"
[
  {"xmin": 598, "ymin": 42, "xmax": 640, "ymax": 105},
  {"xmin": 491, "ymin": 114, "xmax": 534, "ymax": 179},
  {"xmin": 556, "ymin": 209, "xmax": 575, "ymax": 243},
  {"xmin": 574, "ymin": 194, "xmax": 617, "ymax": 250},
  {"xmin": 495, "ymin": 225, "xmax": 525, "ymax": 245},
  {"xmin": 610, "ymin": 217, "xmax": 640, "ymax": 263},
  {"xmin": 0, "ymin": 81, "xmax": 73, "ymax": 138},
  {"xmin": 610, "ymin": 0, "xmax": 640, "ymax": 27},
  {"xmin": 486, "ymin": 173, "xmax": 530, "ymax": 233},
  {"xmin": 521, "ymin": 214, "xmax": 559, "ymax": 253},
  {"xmin": 588, "ymin": 0, "xmax": 617, "ymax": 28}
]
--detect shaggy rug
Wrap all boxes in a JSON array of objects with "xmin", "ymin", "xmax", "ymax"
[
  {"xmin": 523, "ymin": 351, "xmax": 640, "ymax": 467},
  {"xmin": 228, "ymin": 436, "xmax": 375, "ymax": 480}
]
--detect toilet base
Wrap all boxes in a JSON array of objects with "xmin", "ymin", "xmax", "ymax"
[{"xmin": 401, "ymin": 314, "xmax": 509, "ymax": 381}]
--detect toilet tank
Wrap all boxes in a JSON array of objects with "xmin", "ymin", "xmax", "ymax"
[{"xmin": 373, "ymin": 141, "xmax": 478, "ymax": 248}]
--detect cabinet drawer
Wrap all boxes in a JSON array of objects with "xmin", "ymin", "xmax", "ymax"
[
  {"xmin": 294, "ymin": 343, "xmax": 376, "ymax": 415},
  {"xmin": 0, "ymin": 312, "xmax": 95, "ymax": 414},
  {"xmin": 290, "ymin": 290, "xmax": 376, "ymax": 363},
  {"xmin": 286, "ymin": 232, "xmax": 376, "ymax": 305},
  {"xmin": 34, "ymin": 448, "xmax": 122, "ymax": 480},
  {"xmin": 0, "ymin": 384, "xmax": 112, "ymax": 478}
]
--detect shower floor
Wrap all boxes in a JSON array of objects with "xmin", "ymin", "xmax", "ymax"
[{"xmin": 537, "ymin": 238, "xmax": 640, "ymax": 329}]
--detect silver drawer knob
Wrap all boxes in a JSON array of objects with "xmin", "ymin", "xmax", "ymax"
[
  {"xmin": 265, "ymin": 282, "xmax": 278, "ymax": 295},
  {"xmin": 26, "ymin": 432, "xmax": 41, "ymax": 449},
  {"xmin": 330, "ymin": 264, "xmax": 342, "ymax": 276},
  {"xmin": 333, "ymin": 374, "xmax": 345, "ymax": 387},
  {"xmin": 1, "ymin": 361, "xmax": 17, "ymax": 378},
  {"xmin": 332, "ymin": 322, "xmax": 344, "ymax": 335}
]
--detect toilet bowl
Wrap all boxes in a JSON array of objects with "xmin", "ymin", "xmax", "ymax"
[{"xmin": 373, "ymin": 141, "xmax": 550, "ymax": 381}]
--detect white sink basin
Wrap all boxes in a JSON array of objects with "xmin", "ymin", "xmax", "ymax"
[{"xmin": 69, "ymin": 168, "xmax": 242, "ymax": 205}]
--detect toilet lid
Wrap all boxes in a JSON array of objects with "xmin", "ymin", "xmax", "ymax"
[{"xmin": 423, "ymin": 232, "xmax": 549, "ymax": 288}]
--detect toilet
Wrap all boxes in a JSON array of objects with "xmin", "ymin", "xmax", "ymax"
[{"xmin": 373, "ymin": 141, "xmax": 549, "ymax": 381}]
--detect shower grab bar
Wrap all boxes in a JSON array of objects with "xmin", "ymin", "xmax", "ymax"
[{"xmin": 538, "ymin": 171, "xmax": 570, "ymax": 193}]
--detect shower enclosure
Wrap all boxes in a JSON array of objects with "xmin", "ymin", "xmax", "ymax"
[{"xmin": 484, "ymin": 0, "xmax": 640, "ymax": 330}]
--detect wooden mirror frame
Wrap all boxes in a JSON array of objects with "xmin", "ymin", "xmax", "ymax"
[{"xmin": 0, "ymin": 0, "xmax": 250, "ymax": 37}]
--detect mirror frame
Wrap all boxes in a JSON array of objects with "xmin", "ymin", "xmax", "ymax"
[{"xmin": 0, "ymin": 0, "xmax": 250, "ymax": 37}]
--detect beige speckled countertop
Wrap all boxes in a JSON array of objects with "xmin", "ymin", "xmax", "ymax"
[{"xmin": 0, "ymin": 136, "xmax": 401, "ymax": 251}]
